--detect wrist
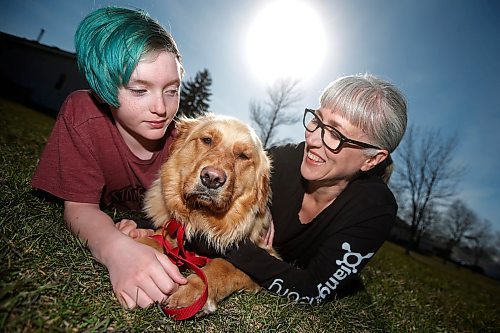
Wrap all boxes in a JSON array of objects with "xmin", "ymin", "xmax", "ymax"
[{"xmin": 91, "ymin": 230, "xmax": 131, "ymax": 266}]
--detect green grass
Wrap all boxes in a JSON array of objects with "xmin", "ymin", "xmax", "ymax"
[{"xmin": 1, "ymin": 98, "xmax": 499, "ymax": 332}]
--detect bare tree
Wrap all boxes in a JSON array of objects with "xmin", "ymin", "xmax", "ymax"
[
  {"xmin": 391, "ymin": 126, "xmax": 465, "ymax": 254},
  {"xmin": 439, "ymin": 200, "xmax": 479, "ymax": 263},
  {"xmin": 491, "ymin": 230, "xmax": 500, "ymax": 264},
  {"xmin": 465, "ymin": 219, "xmax": 494, "ymax": 267},
  {"xmin": 250, "ymin": 78, "xmax": 302, "ymax": 148},
  {"xmin": 415, "ymin": 202, "xmax": 441, "ymax": 247}
]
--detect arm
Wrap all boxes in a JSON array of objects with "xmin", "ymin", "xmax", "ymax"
[
  {"xmin": 227, "ymin": 217, "xmax": 391, "ymax": 304},
  {"xmin": 64, "ymin": 201, "xmax": 186, "ymax": 308},
  {"xmin": 225, "ymin": 202, "xmax": 395, "ymax": 304}
]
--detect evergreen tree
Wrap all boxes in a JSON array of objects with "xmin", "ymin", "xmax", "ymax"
[{"xmin": 178, "ymin": 69, "xmax": 212, "ymax": 118}]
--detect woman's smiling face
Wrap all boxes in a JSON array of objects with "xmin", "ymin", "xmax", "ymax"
[{"xmin": 300, "ymin": 108, "xmax": 379, "ymax": 186}]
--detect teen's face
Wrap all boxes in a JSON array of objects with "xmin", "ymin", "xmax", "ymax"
[
  {"xmin": 300, "ymin": 108, "xmax": 374, "ymax": 185},
  {"xmin": 112, "ymin": 51, "xmax": 181, "ymax": 145}
]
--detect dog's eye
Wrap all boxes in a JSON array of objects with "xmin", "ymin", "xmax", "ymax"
[
  {"xmin": 237, "ymin": 153, "xmax": 250, "ymax": 160},
  {"xmin": 201, "ymin": 137, "xmax": 212, "ymax": 145}
]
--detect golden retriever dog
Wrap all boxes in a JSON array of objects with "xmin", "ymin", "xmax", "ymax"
[{"xmin": 141, "ymin": 114, "xmax": 277, "ymax": 315}]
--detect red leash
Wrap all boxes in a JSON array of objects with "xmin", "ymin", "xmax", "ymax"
[{"xmin": 150, "ymin": 218, "xmax": 211, "ymax": 320}]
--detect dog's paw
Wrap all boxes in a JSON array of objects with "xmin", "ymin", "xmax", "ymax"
[
  {"xmin": 198, "ymin": 298, "xmax": 217, "ymax": 316},
  {"xmin": 167, "ymin": 275, "xmax": 203, "ymax": 308},
  {"xmin": 167, "ymin": 274, "xmax": 218, "ymax": 315}
]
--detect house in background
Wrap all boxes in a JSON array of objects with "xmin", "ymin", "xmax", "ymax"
[{"xmin": 0, "ymin": 31, "xmax": 89, "ymax": 116}]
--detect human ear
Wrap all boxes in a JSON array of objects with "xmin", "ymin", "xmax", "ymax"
[{"xmin": 360, "ymin": 150, "xmax": 389, "ymax": 172}]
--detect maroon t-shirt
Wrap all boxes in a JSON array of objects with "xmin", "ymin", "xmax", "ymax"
[{"xmin": 31, "ymin": 90, "xmax": 175, "ymax": 211}]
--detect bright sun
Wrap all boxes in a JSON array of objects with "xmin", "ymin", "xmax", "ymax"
[{"xmin": 245, "ymin": 0, "xmax": 326, "ymax": 83}]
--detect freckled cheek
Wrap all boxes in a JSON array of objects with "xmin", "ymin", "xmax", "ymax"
[
  {"xmin": 133, "ymin": 98, "xmax": 157, "ymax": 118},
  {"xmin": 115, "ymin": 104, "xmax": 142, "ymax": 124},
  {"xmin": 121, "ymin": 98, "xmax": 144, "ymax": 113}
]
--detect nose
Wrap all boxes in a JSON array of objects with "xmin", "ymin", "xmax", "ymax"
[
  {"xmin": 151, "ymin": 93, "xmax": 167, "ymax": 115},
  {"xmin": 200, "ymin": 166, "xmax": 226, "ymax": 189},
  {"xmin": 305, "ymin": 127, "xmax": 323, "ymax": 148}
]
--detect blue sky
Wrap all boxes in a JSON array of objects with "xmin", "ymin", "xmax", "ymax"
[{"xmin": 1, "ymin": 0, "xmax": 499, "ymax": 232}]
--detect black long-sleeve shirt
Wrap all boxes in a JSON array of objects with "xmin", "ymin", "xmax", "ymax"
[{"xmin": 225, "ymin": 142, "xmax": 397, "ymax": 304}]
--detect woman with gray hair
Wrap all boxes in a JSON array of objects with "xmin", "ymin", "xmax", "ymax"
[{"xmin": 210, "ymin": 73, "xmax": 408, "ymax": 303}]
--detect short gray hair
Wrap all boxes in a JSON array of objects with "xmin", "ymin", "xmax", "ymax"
[{"xmin": 319, "ymin": 73, "xmax": 407, "ymax": 153}]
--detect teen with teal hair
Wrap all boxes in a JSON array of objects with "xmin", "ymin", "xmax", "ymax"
[{"xmin": 32, "ymin": 7, "xmax": 186, "ymax": 309}]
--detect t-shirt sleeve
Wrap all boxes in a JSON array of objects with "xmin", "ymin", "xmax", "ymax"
[
  {"xmin": 31, "ymin": 93, "xmax": 105, "ymax": 203},
  {"xmin": 225, "ymin": 191, "xmax": 395, "ymax": 304}
]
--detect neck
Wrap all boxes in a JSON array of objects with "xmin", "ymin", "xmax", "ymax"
[
  {"xmin": 306, "ymin": 178, "xmax": 349, "ymax": 201},
  {"xmin": 299, "ymin": 179, "xmax": 349, "ymax": 224},
  {"xmin": 116, "ymin": 124, "xmax": 163, "ymax": 160}
]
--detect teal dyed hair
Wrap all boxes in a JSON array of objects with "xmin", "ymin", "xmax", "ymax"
[{"xmin": 75, "ymin": 7, "xmax": 183, "ymax": 107}]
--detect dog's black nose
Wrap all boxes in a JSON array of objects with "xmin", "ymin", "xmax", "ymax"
[{"xmin": 200, "ymin": 166, "xmax": 226, "ymax": 189}]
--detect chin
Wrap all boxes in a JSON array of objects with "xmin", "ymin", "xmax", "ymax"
[
  {"xmin": 300, "ymin": 160, "xmax": 331, "ymax": 182},
  {"xmin": 300, "ymin": 162, "xmax": 315, "ymax": 180},
  {"xmin": 143, "ymin": 129, "xmax": 167, "ymax": 141}
]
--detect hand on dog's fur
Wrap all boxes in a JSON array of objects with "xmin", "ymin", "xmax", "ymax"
[
  {"xmin": 107, "ymin": 238, "xmax": 187, "ymax": 309},
  {"xmin": 262, "ymin": 220, "xmax": 275, "ymax": 249},
  {"xmin": 166, "ymin": 258, "xmax": 260, "ymax": 315},
  {"xmin": 166, "ymin": 273, "xmax": 214, "ymax": 315}
]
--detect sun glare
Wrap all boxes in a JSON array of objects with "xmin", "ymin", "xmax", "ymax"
[{"xmin": 245, "ymin": 0, "xmax": 326, "ymax": 83}]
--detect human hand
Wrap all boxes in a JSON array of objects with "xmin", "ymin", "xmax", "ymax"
[
  {"xmin": 104, "ymin": 236, "xmax": 187, "ymax": 309},
  {"xmin": 115, "ymin": 219, "xmax": 155, "ymax": 239},
  {"xmin": 262, "ymin": 220, "xmax": 275, "ymax": 249}
]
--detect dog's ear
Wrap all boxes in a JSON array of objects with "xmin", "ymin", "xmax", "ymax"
[
  {"xmin": 170, "ymin": 116, "xmax": 205, "ymax": 154},
  {"xmin": 174, "ymin": 116, "xmax": 200, "ymax": 139},
  {"xmin": 255, "ymin": 151, "xmax": 272, "ymax": 214},
  {"xmin": 174, "ymin": 114, "xmax": 215, "ymax": 142}
]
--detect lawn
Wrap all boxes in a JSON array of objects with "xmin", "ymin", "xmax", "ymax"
[{"xmin": 1, "ymin": 97, "xmax": 499, "ymax": 332}]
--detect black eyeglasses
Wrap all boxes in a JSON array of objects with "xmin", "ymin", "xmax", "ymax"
[{"xmin": 303, "ymin": 108, "xmax": 382, "ymax": 152}]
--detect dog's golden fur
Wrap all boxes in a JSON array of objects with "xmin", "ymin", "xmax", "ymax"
[{"xmin": 142, "ymin": 114, "xmax": 276, "ymax": 314}]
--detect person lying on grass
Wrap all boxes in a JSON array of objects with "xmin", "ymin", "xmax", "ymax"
[
  {"xmin": 31, "ymin": 6, "xmax": 188, "ymax": 309},
  {"xmin": 217, "ymin": 74, "xmax": 408, "ymax": 303}
]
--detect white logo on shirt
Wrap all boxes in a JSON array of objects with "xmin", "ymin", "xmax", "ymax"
[{"xmin": 268, "ymin": 242, "xmax": 374, "ymax": 304}]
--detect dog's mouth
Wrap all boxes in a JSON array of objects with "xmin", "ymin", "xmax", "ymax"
[
  {"xmin": 184, "ymin": 188, "xmax": 230, "ymax": 213},
  {"xmin": 182, "ymin": 165, "xmax": 235, "ymax": 214}
]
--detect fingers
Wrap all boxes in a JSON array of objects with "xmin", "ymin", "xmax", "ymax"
[
  {"xmin": 116, "ymin": 254, "xmax": 186, "ymax": 309},
  {"xmin": 118, "ymin": 284, "xmax": 166, "ymax": 309},
  {"xmin": 115, "ymin": 219, "xmax": 138, "ymax": 237},
  {"xmin": 264, "ymin": 220, "xmax": 275, "ymax": 247},
  {"xmin": 118, "ymin": 290, "xmax": 135, "ymax": 308},
  {"xmin": 118, "ymin": 289, "xmax": 148, "ymax": 309},
  {"xmin": 130, "ymin": 228, "xmax": 155, "ymax": 239},
  {"xmin": 155, "ymin": 252, "xmax": 188, "ymax": 285},
  {"xmin": 115, "ymin": 219, "xmax": 155, "ymax": 239}
]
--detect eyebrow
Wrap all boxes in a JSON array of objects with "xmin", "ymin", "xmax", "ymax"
[
  {"xmin": 127, "ymin": 78, "xmax": 181, "ymax": 87},
  {"xmin": 316, "ymin": 109, "xmax": 342, "ymax": 130}
]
